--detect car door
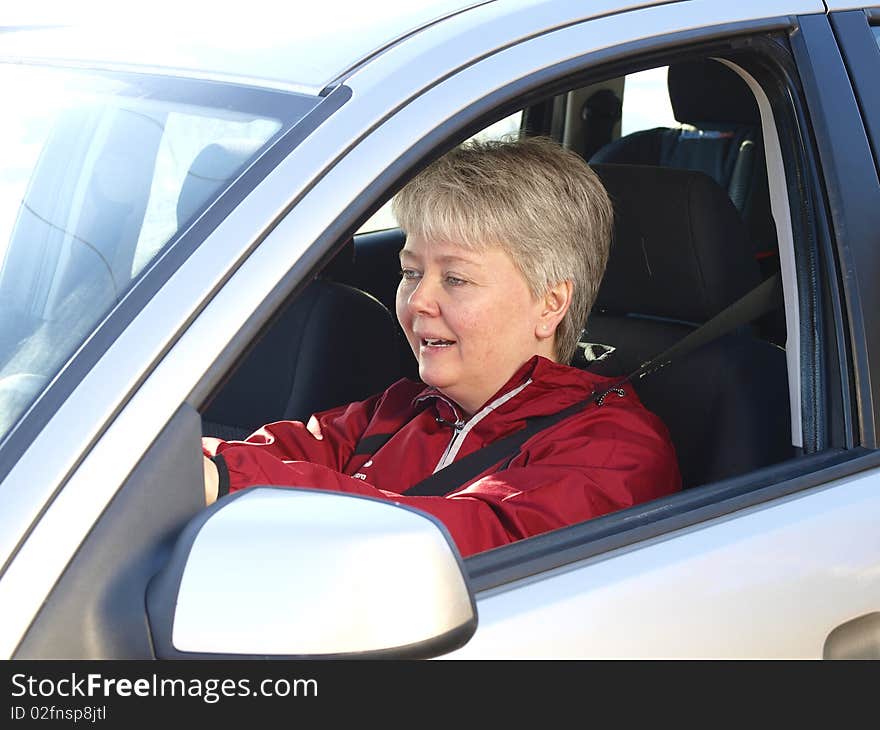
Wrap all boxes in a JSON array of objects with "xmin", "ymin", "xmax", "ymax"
[
  {"xmin": 6, "ymin": 0, "xmax": 880, "ymax": 659},
  {"xmin": 446, "ymin": 5, "xmax": 880, "ymax": 658}
]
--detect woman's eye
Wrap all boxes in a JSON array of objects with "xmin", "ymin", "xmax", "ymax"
[
  {"xmin": 400, "ymin": 268, "xmax": 420, "ymax": 280},
  {"xmin": 445, "ymin": 276, "xmax": 467, "ymax": 287}
]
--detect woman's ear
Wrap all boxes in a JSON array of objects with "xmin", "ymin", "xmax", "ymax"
[{"xmin": 535, "ymin": 279, "xmax": 573, "ymax": 341}]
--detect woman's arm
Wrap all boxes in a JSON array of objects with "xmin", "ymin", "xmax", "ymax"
[
  {"xmin": 207, "ymin": 408, "xmax": 681, "ymax": 556},
  {"xmin": 200, "ymin": 391, "xmax": 385, "ymax": 505}
]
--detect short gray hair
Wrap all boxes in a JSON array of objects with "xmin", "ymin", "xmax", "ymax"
[{"xmin": 392, "ymin": 136, "xmax": 613, "ymax": 364}]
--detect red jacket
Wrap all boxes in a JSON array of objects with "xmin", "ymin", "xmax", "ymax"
[{"xmin": 203, "ymin": 356, "xmax": 681, "ymax": 557}]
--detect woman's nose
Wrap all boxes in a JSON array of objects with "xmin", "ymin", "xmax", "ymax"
[{"xmin": 406, "ymin": 277, "xmax": 440, "ymax": 316}]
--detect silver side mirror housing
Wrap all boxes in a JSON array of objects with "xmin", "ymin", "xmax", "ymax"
[{"xmin": 147, "ymin": 487, "xmax": 477, "ymax": 658}]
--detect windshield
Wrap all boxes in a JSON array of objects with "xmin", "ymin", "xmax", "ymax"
[{"xmin": 0, "ymin": 63, "xmax": 317, "ymax": 444}]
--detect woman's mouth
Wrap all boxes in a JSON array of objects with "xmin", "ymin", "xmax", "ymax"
[{"xmin": 421, "ymin": 337, "xmax": 456, "ymax": 348}]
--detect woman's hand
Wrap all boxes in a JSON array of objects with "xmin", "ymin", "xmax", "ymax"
[
  {"xmin": 306, "ymin": 415, "xmax": 323, "ymax": 440},
  {"xmin": 202, "ymin": 417, "xmax": 322, "ymax": 507},
  {"xmin": 203, "ymin": 455, "xmax": 219, "ymax": 505}
]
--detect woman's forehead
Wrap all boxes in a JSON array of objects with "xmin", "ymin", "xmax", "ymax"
[{"xmin": 400, "ymin": 234, "xmax": 495, "ymax": 262}]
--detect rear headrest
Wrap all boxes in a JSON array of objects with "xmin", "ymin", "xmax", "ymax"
[
  {"xmin": 667, "ymin": 59, "xmax": 760, "ymax": 126},
  {"xmin": 176, "ymin": 139, "xmax": 263, "ymax": 228},
  {"xmin": 592, "ymin": 163, "xmax": 761, "ymax": 323}
]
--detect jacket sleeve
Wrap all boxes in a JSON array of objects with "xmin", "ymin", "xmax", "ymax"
[
  {"xmin": 209, "ymin": 403, "xmax": 681, "ymax": 558},
  {"xmin": 202, "ymin": 391, "xmax": 383, "ymax": 473}
]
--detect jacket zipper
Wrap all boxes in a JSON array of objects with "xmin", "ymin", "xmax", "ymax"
[
  {"xmin": 431, "ymin": 379, "xmax": 533, "ymax": 473},
  {"xmin": 434, "ymin": 417, "xmax": 466, "ymax": 471}
]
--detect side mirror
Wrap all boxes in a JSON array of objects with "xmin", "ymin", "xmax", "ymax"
[{"xmin": 146, "ymin": 487, "xmax": 477, "ymax": 658}]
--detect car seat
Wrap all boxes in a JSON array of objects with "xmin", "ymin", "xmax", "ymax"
[
  {"xmin": 579, "ymin": 163, "xmax": 793, "ymax": 488},
  {"xmin": 590, "ymin": 59, "xmax": 777, "ymax": 277},
  {"xmin": 178, "ymin": 141, "xmax": 407, "ymax": 440}
]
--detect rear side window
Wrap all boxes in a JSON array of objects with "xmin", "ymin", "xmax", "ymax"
[{"xmin": 620, "ymin": 66, "xmax": 676, "ymax": 136}]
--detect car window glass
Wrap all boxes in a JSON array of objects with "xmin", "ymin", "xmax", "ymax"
[
  {"xmin": 355, "ymin": 110, "xmax": 523, "ymax": 234},
  {"xmin": 0, "ymin": 63, "xmax": 309, "ymax": 445},
  {"xmin": 619, "ymin": 66, "xmax": 676, "ymax": 136},
  {"xmin": 132, "ymin": 113, "xmax": 280, "ymax": 277}
]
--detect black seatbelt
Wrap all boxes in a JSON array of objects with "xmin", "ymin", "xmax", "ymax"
[
  {"xmin": 728, "ymin": 137, "xmax": 756, "ymax": 215},
  {"xmin": 354, "ymin": 273, "xmax": 782, "ymax": 497},
  {"xmin": 617, "ymin": 271, "xmax": 781, "ymax": 383},
  {"xmin": 404, "ymin": 397, "xmax": 602, "ymax": 496}
]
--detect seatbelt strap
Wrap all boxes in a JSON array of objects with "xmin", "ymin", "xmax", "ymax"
[
  {"xmin": 403, "ymin": 396, "xmax": 599, "ymax": 496},
  {"xmin": 354, "ymin": 273, "xmax": 782, "ymax": 497},
  {"xmin": 728, "ymin": 137, "xmax": 756, "ymax": 214},
  {"xmin": 613, "ymin": 272, "xmax": 781, "ymax": 384}
]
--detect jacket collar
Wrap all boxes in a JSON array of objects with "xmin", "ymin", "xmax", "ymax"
[
  {"xmin": 413, "ymin": 356, "xmax": 540, "ymax": 414},
  {"xmin": 412, "ymin": 355, "xmax": 616, "ymax": 423}
]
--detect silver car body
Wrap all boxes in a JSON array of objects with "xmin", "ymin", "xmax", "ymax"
[{"xmin": 1, "ymin": 0, "xmax": 878, "ymax": 658}]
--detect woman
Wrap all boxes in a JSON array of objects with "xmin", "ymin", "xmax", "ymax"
[{"xmin": 202, "ymin": 136, "xmax": 680, "ymax": 557}]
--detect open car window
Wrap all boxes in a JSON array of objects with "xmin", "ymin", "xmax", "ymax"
[{"xmin": 202, "ymin": 40, "xmax": 836, "ymax": 556}]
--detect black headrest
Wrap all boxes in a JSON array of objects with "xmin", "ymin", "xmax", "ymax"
[
  {"xmin": 667, "ymin": 59, "xmax": 760, "ymax": 126},
  {"xmin": 176, "ymin": 139, "xmax": 262, "ymax": 228},
  {"xmin": 592, "ymin": 163, "xmax": 761, "ymax": 323}
]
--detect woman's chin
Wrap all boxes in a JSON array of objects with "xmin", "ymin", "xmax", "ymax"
[{"xmin": 417, "ymin": 364, "xmax": 453, "ymax": 390}]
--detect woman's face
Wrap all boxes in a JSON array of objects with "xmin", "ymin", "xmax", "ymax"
[{"xmin": 396, "ymin": 234, "xmax": 556, "ymax": 416}]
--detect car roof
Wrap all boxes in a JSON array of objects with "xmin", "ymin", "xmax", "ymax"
[
  {"xmin": 0, "ymin": 0, "xmax": 693, "ymax": 95},
  {"xmin": 0, "ymin": 0, "xmax": 497, "ymax": 95}
]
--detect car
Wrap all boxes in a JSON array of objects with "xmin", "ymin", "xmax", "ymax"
[{"xmin": 1, "ymin": 0, "xmax": 880, "ymax": 660}]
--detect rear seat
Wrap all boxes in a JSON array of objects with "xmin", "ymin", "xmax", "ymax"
[{"xmin": 590, "ymin": 58, "xmax": 778, "ymax": 280}]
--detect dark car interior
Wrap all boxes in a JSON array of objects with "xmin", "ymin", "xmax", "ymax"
[{"xmin": 200, "ymin": 55, "xmax": 795, "ymax": 493}]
